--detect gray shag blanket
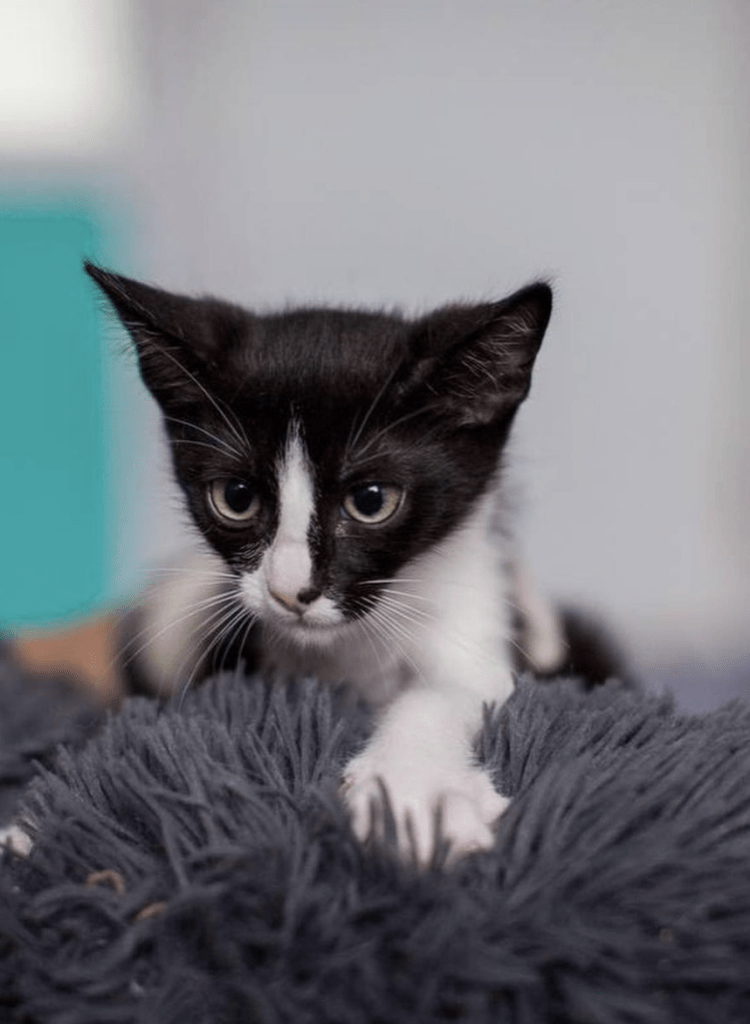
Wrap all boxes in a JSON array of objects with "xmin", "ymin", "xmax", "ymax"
[{"xmin": 1, "ymin": 647, "xmax": 750, "ymax": 1023}]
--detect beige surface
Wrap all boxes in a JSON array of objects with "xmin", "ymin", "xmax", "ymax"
[{"xmin": 11, "ymin": 614, "xmax": 122, "ymax": 701}]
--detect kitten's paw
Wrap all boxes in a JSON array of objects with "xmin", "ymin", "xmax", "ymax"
[
  {"xmin": 0, "ymin": 824, "xmax": 33, "ymax": 857},
  {"xmin": 342, "ymin": 753, "xmax": 508, "ymax": 866}
]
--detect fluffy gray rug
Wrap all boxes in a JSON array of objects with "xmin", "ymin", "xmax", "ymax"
[{"xmin": 1, "ymin": 648, "xmax": 750, "ymax": 1023}]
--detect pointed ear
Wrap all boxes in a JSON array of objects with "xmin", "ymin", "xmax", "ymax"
[
  {"xmin": 407, "ymin": 282, "xmax": 552, "ymax": 426},
  {"xmin": 84, "ymin": 262, "xmax": 223, "ymax": 410}
]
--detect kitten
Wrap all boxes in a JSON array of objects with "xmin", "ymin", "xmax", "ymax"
[{"xmin": 87, "ymin": 263, "xmax": 592, "ymax": 864}]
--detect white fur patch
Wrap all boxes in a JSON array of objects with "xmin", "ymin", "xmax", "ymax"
[
  {"xmin": 0, "ymin": 824, "xmax": 32, "ymax": 857},
  {"xmin": 393, "ymin": 490, "xmax": 514, "ymax": 702},
  {"xmin": 267, "ymin": 427, "xmax": 315, "ymax": 602},
  {"xmin": 239, "ymin": 425, "xmax": 342, "ymax": 633}
]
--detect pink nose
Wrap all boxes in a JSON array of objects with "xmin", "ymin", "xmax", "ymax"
[
  {"xmin": 268, "ymin": 588, "xmax": 304, "ymax": 614},
  {"xmin": 268, "ymin": 586, "xmax": 320, "ymax": 615}
]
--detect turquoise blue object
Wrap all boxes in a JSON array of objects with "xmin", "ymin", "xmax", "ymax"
[{"xmin": 0, "ymin": 205, "xmax": 117, "ymax": 626}]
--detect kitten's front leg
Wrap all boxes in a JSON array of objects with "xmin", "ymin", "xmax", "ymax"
[{"xmin": 342, "ymin": 684, "xmax": 509, "ymax": 865}]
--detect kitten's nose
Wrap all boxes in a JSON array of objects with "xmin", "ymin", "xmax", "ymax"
[{"xmin": 268, "ymin": 586, "xmax": 320, "ymax": 615}]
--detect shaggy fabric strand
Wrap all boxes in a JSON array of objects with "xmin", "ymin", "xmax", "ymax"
[{"xmin": 1, "ymin": 655, "xmax": 750, "ymax": 1023}]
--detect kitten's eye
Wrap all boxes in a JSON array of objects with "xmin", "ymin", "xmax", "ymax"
[
  {"xmin": 207, "ymin": 478, "xmax": 261, "ymax": 525},
  {"xmin": 342, "ymin": 483, "xmax": 403, "ymax": 525}
]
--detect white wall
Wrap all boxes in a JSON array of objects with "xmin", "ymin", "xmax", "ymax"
[{"xmin": 121, "ymin": 0, "xmax": 750, "ymax": 679}]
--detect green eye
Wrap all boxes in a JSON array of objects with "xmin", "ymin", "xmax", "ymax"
[
  {"xmin": 342, "ymin": 483, "xmax": 403, "ymax": 525},
  {"xmin": 208, "ymin": 478, "xmax": 260, "ymax": 525}
]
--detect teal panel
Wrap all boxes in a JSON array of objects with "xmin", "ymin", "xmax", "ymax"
[{"xmin": 0, "ymin": 207, "xmax": 113, "ymax": 626}]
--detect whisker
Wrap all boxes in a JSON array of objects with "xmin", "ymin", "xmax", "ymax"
[
  {"xmin": 504, "ymin": 631, "xmax": 539, "ymax": 669},
  {"xmin": 367, "ymin": 606, "xmax": 421, "ymax": 676},
  {"xmin": 228, "ymin": 607, "xmax": 260, "ymax": 679},
  {"xmin": 357, "ymin": 577, "xmax": 432, "ymax": 590},
  {"xmin": 113, "ymin": 588, "xmax": 239, "ymax": 680},
  {"xmin": 135, "ymin": 598, "xmax": 236, "ymax": 702},
  {"xmin": 170, "ymin": 439, "xmax": 243, "ymax": 457},
  {"xmin": 376, "ymin": 588, "xmax": 437, "ymax": 607},
  {"xmin": 163, "ymin": 416, "xmax": 244, "ymax": 460},
  {"xmin": 370, "ymin": 604, "xmax": 423, "ymax": 647},
  {"xmin": 376, "ymin": 594, "xmax": 434, "ymax": 626},
  {"xmin": 212, "ymin": 604, "xmax": 257, "ymax": 678},
  {"xmin": 368, "ymin": 573, "xmax": 523, "ymax": 613},
  {"xmin": 173, "ymin": 601, "xmax": 249, "ymax": 707},
  {"xmin": 345, "ymin": 362, "xmax": 402, "ymax": 457},
  {"xmin": 205, "ymin": 601, "xmax": 249, "ymax": 658},
  {"xmin": 360, "ymin": 609, "xmax": 409, "ymax": 676},
  {"xmin": 376, "ymin": 592, "xmax": 505, "ymax": 671},
  {"xmin": 141, "ymin": 565, "xmax": 239, "ymax": 583},
  {"xmin": 355, "ymin": 615, "xmax": 389, "ymax": 681},
  {"xmin": 350, "ymin": 406, "xmax": 433, "ymax": 463},
  {"xmin": 356, "ymin": 577, "xmax": 409, "ymax": 585},
  {"xmin": 361, "ymin": 572, "xmax": 532, "ymax": 670},
  {"xmin": 132, "ymin": 332, "xmax": 250, "ymax": 453}
]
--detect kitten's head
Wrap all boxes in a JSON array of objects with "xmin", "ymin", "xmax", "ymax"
[{"xmin": 87, "ymin": 263, "xmax": 551, "ymax": 643}]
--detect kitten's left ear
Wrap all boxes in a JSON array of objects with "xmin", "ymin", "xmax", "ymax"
[
  {"xmin": 84, "ymin": 262, "xmax": 233, "ymax": 410},
  {"xmin": 84, "ymin": 262, "xmax": 219, "ymax": 360},
  {"xmin": 408, "ymin": 282, "xmax": 552, "ymax": 426}
]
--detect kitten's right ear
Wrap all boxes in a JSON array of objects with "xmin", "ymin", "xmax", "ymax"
[
  {"xmin": 406, "ymin": 282, "xmax": 552, "ymax": 427},
  {"xmin": 84, "ymin": 262, "xmax": 219, "ymax": 408}
]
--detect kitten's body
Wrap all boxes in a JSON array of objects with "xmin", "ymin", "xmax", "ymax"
[{"xmin": 88, "ymin": 265, "xmax": 616, "ymax": 863}]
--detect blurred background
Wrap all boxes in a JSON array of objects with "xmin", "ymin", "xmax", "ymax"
[{"xmin": 2, "ymin": 0, "xmax": 749, "ymax": 709}]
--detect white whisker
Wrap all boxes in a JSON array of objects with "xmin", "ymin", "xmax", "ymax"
[
  {"xmin": 355, "ymin": 614, "xmax": 389, "ymax": 680},
  {"xmin": 114, "ymin": 588, "xmax": 239, "ymax": 680},
  {"xmin": 230, "ymin": 608, "xmax": 260, "ymax": 678},
  {"xmin": 170, "ymin": 439, "xmax": 242, "ymax": 457},
  {"xmin": 345, "ymin": 363, "xmax": 402, "ymax": 458},
  {"xmin": 174, "ymin": 602, "xmax": 250, "ymax": 707},
  {"xmin": 163, "ymin": 416, "xmax": 245, "ymax": 460},
  {"xmin": 212, "ymin": 605, "xmax": 256, "ymax": 676},
  {"xmin": 377, "ymin": 594, "xmax": 435, "ymax": 621},
  {"xmin": 360, "ymin": 609, "xmax": 410, "ymax": 675},
  {"xmin": 350, "ymin": 406, "xmax": 434, "ymax": 463},
  {"xmin": 367, "ymin": 605, "xmax": 421, "ymax": 676},
  {"xmin": 377, "ymin": 588, "xmax": 437, "ymax": 605},
  {"xmin": 375, "ymin": 598, "xmax": 433, "ymax": 635},
  {"xmin": 135, "ymin": 336, "xmax": 250, "ymax": 453},
  {"xmin": 376, "ymin": 591, "xmax": 502, "ymax": 672},
  {"xmin": 141, "ymin": 566, "xmax": 239, "ymax": 583}
]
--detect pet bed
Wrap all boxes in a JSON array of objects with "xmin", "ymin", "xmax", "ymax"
[{"xmin": 1, "ymin": 644, "xmax": 750, "ymax": 1023}]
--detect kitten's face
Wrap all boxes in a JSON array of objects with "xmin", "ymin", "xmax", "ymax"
[
  {"xmin": 156, "ymin": 317, "xmax": 506, "ymax": 643},
  {"xmin": 86, "ymin": 265, "xmax": 551, "ymax": 644}
]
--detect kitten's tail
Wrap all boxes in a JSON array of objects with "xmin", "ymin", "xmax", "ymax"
[
  {"xmin": 514, "ymin": 603, "xmax": 633, "ymax": 689},
  {"xmin": 508, "ymin": 557, "xmax": 632, "ymax": 687}
]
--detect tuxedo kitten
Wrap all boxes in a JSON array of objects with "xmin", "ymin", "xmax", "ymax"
[{"xmin": 87, "ymin": 263, "xmax": 589, "ymax": 864}]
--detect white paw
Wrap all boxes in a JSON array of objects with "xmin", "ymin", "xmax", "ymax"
[
  {"xmin": 0, "ymin": 824, "xmax": 33, "ymax": 857},
  {"xmin": 342, "ymin": 750, "xmax": 508, "ymax": 865}
]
